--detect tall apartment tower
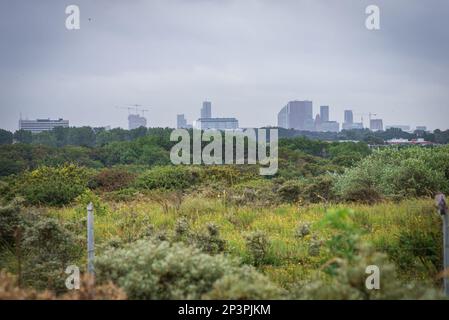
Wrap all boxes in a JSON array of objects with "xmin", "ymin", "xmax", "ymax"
[
  {"xmin": 201, "ymin": 101, "xmax": 212, "ymax": 119},
  {"xmin": 277, "ymin": 100, "xmax": 313, "ymax": 130},
  {"xmin": 344, "ymin": 110, "xmax": 354, "ymax": 124},
  {"xmin": 128, "ymin": 114, "xmax": 147, "ymax": 130},
  {"xmin": 320, "ymin": 106, "xmax": 329, "ymax": 123}
]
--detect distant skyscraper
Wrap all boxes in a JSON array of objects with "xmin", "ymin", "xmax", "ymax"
[
  {"xmin": 344, "ymin": 110, "xmax": 353, "ymax": 124},
  {"xmin": 314, "ymin": 114, "xmax": 322, "ymax": 131},
  {"xmin": 277, "ymin": 106, "xmax": 288, "ymax": 129},
  {"xmin": 19, "ymin": 118, "xmax": 69, "ymax": 133},
  {"xmin": 177, "ymin": 114, "xmax": 188, "ymax": 129},
  {"xmin": 277, "ymin": 100, "xmax": 313, "ymax": 130},
  {"xmin": 320, "ymin": 106, "xmax": 329, "ymax": 123},
  {"xmin": 128, "ymin": 114, "xmax": 147, "ymax": 130},
  {"xmin": 370, "ymin": 119, "xmax": 383, "ymax": 131},
  {"xmin": 201, "ymin": 101, "xmax": 212, "ymax": 118}
]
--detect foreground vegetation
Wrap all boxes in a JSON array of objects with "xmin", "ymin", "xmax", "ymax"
[{"xmin": 1, "ymin": 131, "xmax": 448, "ymax": 299}]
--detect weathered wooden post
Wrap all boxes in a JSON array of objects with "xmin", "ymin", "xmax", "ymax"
[
  {"xmin": 436, "ymin": 193, "xmax": 449, "ymax": 296},
  {"xmin": 87, "ymin": 202, "xmax": 95, "ymax": 276}
]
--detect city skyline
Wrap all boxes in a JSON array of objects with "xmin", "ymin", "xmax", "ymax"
[{"xmin": 0, "ymin": 1, "xmax": 448, "ymax": 132}]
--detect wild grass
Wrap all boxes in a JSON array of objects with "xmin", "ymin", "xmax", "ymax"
[{"xmin": 47, "ymin": 196, "xmax": 441, "ymax": 289}]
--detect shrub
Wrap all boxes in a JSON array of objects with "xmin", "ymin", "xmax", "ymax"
[
  {"xmin": 0, "ymin": 203, "xmax": 22, "ymax": 247},
  {"xmin": 18, "ymin": 164, "xmax": 90, "ymax": 206},
  {"xmin": 245, "ymin": 231, "xmax": 270, "ymax": 266},
  {"xmin": 200, "ymin": 165, "xmax": 258, "ymax": 186},
  {"xmin": 20, "ymin": 217, "xmax": 83, "ymax": 293},
  {"xmin": 0, "ymin": 271, "xmax": 127, "ymax": 300},
  {"xmin": 203, "ymin": 266, "xmax": 284, "ymax": 299},
  {"xmin": 377, "ymin": 228, "xmax": 442, "ymax": 280},
  {"xmin": 228, "ymin": 179, "xmax": 279, "ymax": 207},
  {"xmin": 137, "ymin": 166, "xmax": 200, "ymax": 190},
  {"xmin": 334, "ymin": 147, "xmax": 449, "ymax": 202},
  {"xmin": 195, "ymin": 223, "xmax": 226, "ymax": 255},
  {"xmin": 295, "ymin": 223, "xmax": 311, "ymax": 238},
  {"xmin": 95, "ymin": 240, "xmax": 281, "ymax": 300},
  {"xmin": 104, "ymin": 187, "xmax": 140, "ymax": 202},
  {"xmin": 317, "ymin": 209, "xmax": 361, "ymax": 261},
  {"xmin": 277, "ymin": 180, "xmax": 302, "ymax": 203},
  {"xmin": 292, "ymin": 245, "xmax": 444, "ymax": 300},
  {"xmin": 333, "ymin": 162, "xmax": 383, "ymax": 203},
  {"xmin": 75, "ymin": 189, "xmax": 109, "ymax": 217},
  {"xmin": 0, "ymin": 270, "xmax": 54, "ymax": 300},
  {"xmin": 382, "ymin": 158, "xmax": 446, "ymax": 198},
  {"xmin": 300, "ymin": 175, "xmax": 336, "ymax": 203},
  {"xmin": 89, "ymin": 168, "xmax": 136, "ymax": 192}
]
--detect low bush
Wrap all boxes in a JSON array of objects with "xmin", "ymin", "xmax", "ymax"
[
  {"xmin": 291, "ymin": 245, "xmax": 444, "ymax": 300},
  {"xmin": 277, "ymin": 180, "xmax": 302, "ymax": 203},
  {"xmin": 334, "ymin": 147, "xmax": 449, "ymax": 202},
  {"xmin": 95, "ymin": 239, "xmax": 282, "ymax": 299},
  {"xmin": 245, "ymin": 231, "xmax": 271, "ymax": 266},
  {"xmin": 89, "ymin": 168, "xmax": 136, "ymax": 192},
  {"xmin": 17, "ymin": 164, "xmax": 90, "ymax": 206},
  {"xmin": 137, "ymin": 166, "xmax": 201, "ymax": 190},
  {"xmin": 300, "ymin": 175, "xmax": 336, "ymax": 203}
]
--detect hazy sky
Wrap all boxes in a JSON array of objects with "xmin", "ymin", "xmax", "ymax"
[{"xmin": 0, "ymin": 0, "xmax": 448, "ymax": 131}]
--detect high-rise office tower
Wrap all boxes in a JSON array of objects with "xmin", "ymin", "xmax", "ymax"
[
  {"xmin": 201, "ymin": 101, "xmax": 212, "ymax": 119},
  {"xmin": 277, "ymin": 100, "xmax": 313, "ymax": 130},
  {"xmin": 320, "ymin": 106, "xmax": 329, "ymax": 123},
  {"xmin": 344, "ymin": 110, "xmax": 354, "ymax": 124},
  {"xmin": 177, "ymin": 114, "xmax": 187, "ymax": 129}
]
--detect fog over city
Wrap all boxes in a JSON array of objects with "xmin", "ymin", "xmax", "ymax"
[{"xmin": 0, "ymin": 0, "xmax": 448, "ymax": 132}]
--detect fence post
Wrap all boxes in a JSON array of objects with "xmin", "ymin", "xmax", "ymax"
[
  {"xmin": 436, "ymin": 193, "xmax": 449, "ymax": 296},
  {"xmin": 87, "ymin": 202, "xmax": 95, "ymax": 276}
]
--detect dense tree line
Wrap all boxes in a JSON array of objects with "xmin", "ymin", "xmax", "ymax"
[
  {"xmin": 276, "ymin": 127, "xmax": 444, "ymax": 144},
  {"xmin": 1, "ymin": 126, "xmax": 448, "ymax": 148}
]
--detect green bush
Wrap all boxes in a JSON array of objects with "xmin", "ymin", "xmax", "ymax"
[
  {"xmin": 21, "ymin": 218, "xmax": 83, "ymax": 293},
  {"xmin": 75, "ymin": 189, "xmax": 109, "ymax": 216},
  {"xmin": 300, "ymin": 175, "xmax": 336, "ymax": 203},
  {"xmin": 228, "ymin": 179, "xmax": 279, "ymax": 207},
  {"xmin": 0, "ymin": 203, "xmax": 22, "ymax": 247},
  {"xmin": 195, "ymin": 223, "xmax": 226, "ymax": 255},
  {"xmin": 89, "ymin": 168, "xmax": 136, "ymax": 192},
  {"xmin": 137, "ymin": 166, "xmax": 201, "ymax": 190},
  {"xmin": 0, "ymin": 202, "xmax": 83, "ymax": 293},
  {"xmin": 17, "ymin": 164, "xmax": 90, "ymax": 206},
  {"xmin": 277, "ymin": 180, "xmax": 302, "ymax": 203},
  {"xmin": 203, "ymin": 265, "xmax": 284, "ymax": 299},
  {"xmin": 245, "ymin": 231, "xmax": 270, "ymax": 266},
  {"xmin": 334, "ymin": 147, "xmax": 449, "ymax": 202},
  {"xmin": 95, "ymin": 239, "xmax": 282, "ymax": 299},
  {"xmin": 292, "ymin": 245, "xmax": 444, "ymax": 300}
]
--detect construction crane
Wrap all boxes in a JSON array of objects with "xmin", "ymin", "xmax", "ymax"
[{"xmin": 116, "ymin": 105, "xmax": 150, "ymax": 117}]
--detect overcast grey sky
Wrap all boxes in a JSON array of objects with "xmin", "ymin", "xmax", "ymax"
[{"xmin": 0, "ymin": 0, "xmax": 448, "ymax": 131}]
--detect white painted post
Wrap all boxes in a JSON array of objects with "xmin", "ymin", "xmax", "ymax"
[
  {"xmin": 87, "ymin": 202, "xmax": 95, "ymax": 276},
  {"xmin": 436, "ymin": 193, "xmax": 449, "ymax": 296}
]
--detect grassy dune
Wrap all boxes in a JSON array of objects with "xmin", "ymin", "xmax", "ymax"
[{"xmin": 48, "ymin": 196, "xmax": 441, "ymax": 289}]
